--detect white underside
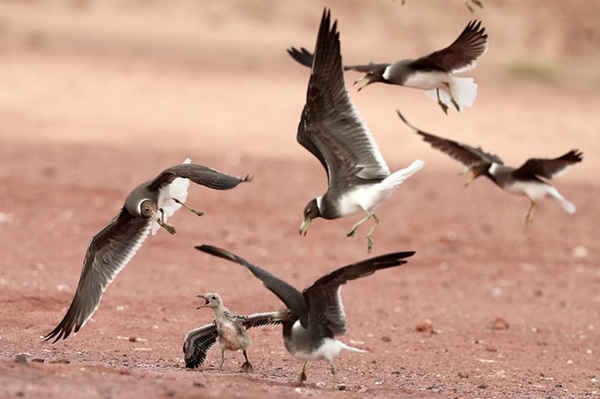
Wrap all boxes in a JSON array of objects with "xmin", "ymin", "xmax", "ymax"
[
  {"xmin": 291, "ymin": 320, "xmax": 366, "ymax": 362},
  {"xmin": 336, "ymin": 160, "xmax": 424, "ymax": 216},
  {"xmin": 506, "ymin": 180, "xmax": 576, "ymax": 214},
  {"xmin": 423, "ymin": 76, "xmax": 478, "ymax": 111},
  {"xmin": 402, "ymin": 70, "xmax": 449, "ymax": 90},
  {"xmin": 151, "ymin": 158, "xmax": 192, "ymax": 235}
]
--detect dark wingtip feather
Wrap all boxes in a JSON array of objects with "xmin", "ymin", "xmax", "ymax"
[{"xmin": 396, "ymin": 110, "xmax": 427, "ymax": 137}]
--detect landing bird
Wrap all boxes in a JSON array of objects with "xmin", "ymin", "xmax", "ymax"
[
  {"xmin": 43, "ymin": 160, "xmax": 251, "ymax": 342},
  {"xmin": 195, "ymin": 244, "xmax": 415, "ymax": 383},
  {"xmin": 287, "ymin": 20, "xmax": 488, "ymax": 114},
  {"xmin": 397, "ymin": 111, "xmax": 583, "ymax": 227},
  {"xmin": 296, "ymin": 9, "xmax": 423, "ymax": 252},
  {"xmin": 183, "ymin": 293, "xmax": 288, "ymax": 371}
]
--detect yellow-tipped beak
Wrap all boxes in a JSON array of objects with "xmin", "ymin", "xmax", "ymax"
[
  {"xmin": 465, "ymin": 171, "xmax": 476, "ymax": 187},
  {"xmin": 353, "ymin": 75, "xmax": 370, "ymax": 91},
  {"xmin": 299, "ymin": 218, "xmax": 311, "ymax": 236}
]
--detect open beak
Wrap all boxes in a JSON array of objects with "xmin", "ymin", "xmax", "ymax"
[
  {"xmin": 299, "ymin": 218, "xmax": 311, "ymax": 236},
  {"xmin": 196, "ymin": 294, "xmax": 209, "ymax": 309},
  {"xmin": 353, "ymin": 75, "xmax": 371, "ymax": 92}
]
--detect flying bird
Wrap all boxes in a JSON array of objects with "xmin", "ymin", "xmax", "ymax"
[
  {"xmin": 195, "ymin": 244, "xmax": 415, "ymax": 383},
  {"xmin": 397, "ymin": 111, "xmax": 583, "ymax": 227},
  {"xmin": 183, "ymin": 293, "xmax": 288, "ymax": 370},
  {"xmin": 44, "ymin": 159, "xmax": 251, "ymax": 342},
  {"xmin": 287, "ymin": 20, "xmax": 488, "ymax": 114},
  {"xmin": 296, "ymin": 9, "xmax": 423, "ymax": 252}
]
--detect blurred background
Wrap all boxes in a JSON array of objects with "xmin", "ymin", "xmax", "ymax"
[{"xmin": 0, "ymin": 0, "xmax": 599, "ymax": 173}]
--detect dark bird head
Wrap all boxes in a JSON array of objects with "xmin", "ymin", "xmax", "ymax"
[
  {"xmin": 465, "ymin": 163, "xmax": 491, "ymax": 186},
  {"xmin": 354, "ymin": 66, "xmax": 388, "ymax": 91},
  {"xmin": 299, "ymin": 198, "xmax": 321, "ymax": 236},
  {"xmin": 196, "ymin": 293, "xmax": 222, "ymax": 309}
]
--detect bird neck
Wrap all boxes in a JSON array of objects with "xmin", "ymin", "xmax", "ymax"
[{"xmin": 211, "ymin": 304, "xmax": 227, "ymax": 318}]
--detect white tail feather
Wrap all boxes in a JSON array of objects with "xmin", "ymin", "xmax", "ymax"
[
  {"xmin": 449, "ymin": 76, "xmax": 478, "ymax": 110},
  {"xmin": 380, "ymin": 160, "xmax": 424, "ymax": 190},
  {"xmin": 151, "ymin": 158, "xmax": 192, "ymax": 235},
  {"xmin": 339, "ymin": 341, "xmax": 367, "ymax": 353},
  {"xmin": 547, "ymin": 186, "xmax": 576, "ymax": 214},
  {"xmin": 425, "ymin": 88, "xmax": 453, "ymax": 110}
]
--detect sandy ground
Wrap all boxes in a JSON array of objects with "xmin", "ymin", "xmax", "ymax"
[{"xmin": 1, "ymin": 1, "xmax": 599, "ymax": 398}]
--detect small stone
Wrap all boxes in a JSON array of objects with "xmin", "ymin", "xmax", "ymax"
[
  {"xmin": 336, "ymin": 383, "xmax": 346, "ymax": 391},
  {"xmin": 491, "ymin": 317, "xmax": 509, "ymax": 330},
  {"xmin": 572, "ymin": 246, "xmax": 588, "ymax": 258},
  {"xmin": 31, "ymin": 358, "xmax": 45, "ymax": 363},
  {"xmin": 416, "ymin": 319, "xmax": 434, "ymax": 334},
  {"xmin": 458, "ymin": 371, "xmax": 469, "ymax": 378},
  {"xmin": 478, "ymin": 384, "xmax": 488, "ymax": 389},
  {"xmin": 14, "ymin": 354, "xmax": 28, "ymax": 364},
  {"xmin": 119, "ymin": 369, "xmax": 130, "ymax": 375},
  {"xmin": 192, "ymin": 382, "xmax": 206, "ymax": 388},
  {"xmin": 381, "ymin": 336, "xmax": 391, "ymax": 343},
  {"xmin": 128, "ymin": 336, "xmax": 137, "ymax": 342},
  {"xmin": 485, "ymin": 347, "xmax": 498, "ymax": 352},
  {"xmin": 49, "ymin": 359, "xmax": 70, "ymax": 364}
]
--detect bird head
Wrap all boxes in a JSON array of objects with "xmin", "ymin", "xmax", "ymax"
[
  {"xmin": 138, "ymin": 199, "xmax": 158, "ymax": 218},
  {"xmin": 354, "ymin": 67, "xmax": 387, "ymax": 91},
  {"xmin": 299, "ymin": 198, "xmax": 321, "ymax": 236},
  {"xmin": 197, "ymin": 293, "xmax": 222, "ymax": 309},
  {"xmin": 465, "ymin": 163, "xmax": 489, "ymax": 186}
]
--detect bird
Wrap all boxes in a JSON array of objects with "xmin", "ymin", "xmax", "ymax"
[
  {"xmin": 287, "ymin": 19, "xmax": 488, "ymax": 114},
  {"xmin": 295, "ymin": 8, "xmax": 424, "ymax": 252},
  {"xmin": 195, "ymin": 244, "xmax": 415, "ymax": 384},
  {"xmin": 43, "ymin": 159, "xmax": 251, "ymax": 342},
  {"xmin": 183, "ymin": 293, "xmax": 289, "ymax": 371},
  {"xmin": 397, "ymin": 111, "xmax": 583, "ymax": 227}
]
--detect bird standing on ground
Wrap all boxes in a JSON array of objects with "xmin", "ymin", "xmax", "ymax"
[
  {"xmin": 296, "ymin": 9, "xmax": 423, "ymax": 252},
  {"xmin": 183, "ymin": 293, "xmax": 288, "ymax": 370},
  {"xmin": 44, "ymin": 159, "xmax": 251, "ymax": 342},
  {"xmin": 397, "ymin": 111, "xmax": 583, "ymax": 227},
  {"xmin": 195, "ymin": 244, "xmax": 415, "ymax": 384},
  {"xmin": 288, "ymin": 20, "xmax": 488, "ymax": 114}
]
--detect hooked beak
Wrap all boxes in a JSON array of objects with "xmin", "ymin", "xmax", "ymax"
[
  {"xmin": 299, "ymin": 217, "xmax": 311, "ymax": 236},
  {"xmin": 196, "ymin": 294, "xmax": 209, "ymax": 309},
  {"xmin": 353, "ymin": 75, "xmax": 372, "ymax": 92}
]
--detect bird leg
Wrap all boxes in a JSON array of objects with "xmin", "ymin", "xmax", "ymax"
[
  {"xmin": 297, "ymin": 361, "xmax": 309, "ymax": 384},
  {"xmin": 366, "ymin": 214, "xmax": 380, "ymax": 253},
  {"xmin": 219, "ymin": 348, "xmax": 225, "ymax": 370},
  {"xmin": 156, "ymin": 209, "xmax": 176, "ymax": 235},
  {"xmin": 240, "ymin": 350, "xmax": 253, "ymax": 372},
  {"xmin": 524, "ymin": 200, "xmax": 536, "ymax": 231},
  {"xmin": 436, "ymin": 88, "xmax": 449, "ymax": 115},
  {"xmin": 171, "ymin": 197, "xmax": 204, "ymax": 216},
  {"xmin": 347, "ymin": 212, "xmax": 372, "ymax": 238}
]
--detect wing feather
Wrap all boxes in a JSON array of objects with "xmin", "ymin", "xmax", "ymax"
[{"xmin": 512, "ymin": 150, "xmax": 583, "ymax": 180}]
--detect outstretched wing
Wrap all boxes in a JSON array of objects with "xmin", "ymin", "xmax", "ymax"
[
  {"xmin": 183, "ymin": 323, "xmax": 219, "ymax": 368},
  {"xmin": 298, "ymin": 9, "xmax": 389, "ymax": 188},
  {"xmin": 397, "ymin": 111, "xmax": 503, "ymax": 167},
  {"xmin": 44, "ymin": 208, "xmax": 151, "ymax": 342},
  {"xmin": 287, "ymin": 46, "xmax": 388, "ymax": 73},
  {"xmin": 303, "ymin": 251, "xmax": 414, "ymax": 336},
  {"xmin": 148, "ymin": 163, "xmax": 251, "ymax": 192},
  {"xmin": 512, "ymin": 150, "xmax": 583, "ymax": 180},
  {"xmin": 410, "ymin": 20, "xmax": 488, "ymax": 73},
  {"xmin": 195, "ymin": 245, "xmax": 307, "ymax": 320}
]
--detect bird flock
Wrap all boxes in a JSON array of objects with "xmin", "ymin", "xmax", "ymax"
[{"xmin": 43, "ymin": 6, "xmax": 582, "ymax": 386}]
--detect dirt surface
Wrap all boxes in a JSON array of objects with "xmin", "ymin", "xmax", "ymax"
[{"xmin": 1, "ymin": 1, "xmax": 599, "ymax": 398}]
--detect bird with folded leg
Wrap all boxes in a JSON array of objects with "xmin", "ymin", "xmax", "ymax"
[{"xmin": 43, "ymin": 159, "xmax": 251, "ymax": 342}]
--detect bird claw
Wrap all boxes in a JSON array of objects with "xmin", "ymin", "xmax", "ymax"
[
  {"xmin": 346, "ymin": 229, "xmax": 356, "ymax": 238},
  {"xmin": 241, "ymin": 362, "xmax": 253, "ymax": 372},
  {"xmin": 297, "ymin": 370, "xmax": 307, "ymax": 384}
]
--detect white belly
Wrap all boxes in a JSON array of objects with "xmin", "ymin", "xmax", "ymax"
[
  {"xmin": 506, "ymin": 180, "xmax": 550, "ymax": 200},
  {"xmin": 293, "ymin": 338, "xmax": 344, "ymax": 362},
  {"xmin": 337, "ymin": 184, "xmax": 391, "ymax": 216},
  {"xmin": 402, "ymin": 71, "xmax": 448, "ymax": 90}
]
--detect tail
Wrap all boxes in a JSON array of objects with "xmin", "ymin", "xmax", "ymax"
[
  {"xmin": 448, "ymin": 76, "xmax": 478, "ymax": 110},
  {"xmin": 380, "ymin": 160, "xmax": 424, "ymax": 190},
  {"xmin": 547, "ymin": 186, "xmax": 576, "ymax": 214},
  {"xmin": 339, "ymin": 341, "xmax": 367, "ymax": 353}
]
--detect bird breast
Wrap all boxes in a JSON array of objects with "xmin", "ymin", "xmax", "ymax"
[
  {"xmin": 402, "ymin": 70, "xmax": 449, "ymax": 90},
  {"xmin": 216, "ymin": 319, "xmax": 249, "ymax": 350}
]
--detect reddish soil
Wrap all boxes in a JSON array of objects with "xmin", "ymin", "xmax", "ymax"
[{"xmin": 1, "ymin": 1, "xmax": 599, "ymax": 398}]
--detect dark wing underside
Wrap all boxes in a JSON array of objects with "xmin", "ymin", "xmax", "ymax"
[
  {"xmin": 397, "ymin": 111, "xmax": 503, "ymax": 167},
  {"xmin": 148, "ymin": 164, "xmax": 251, "ymax": 192},
  {"xmin": 44, "ymin": 208, "xmax": 152, "ymax": 342},
  {"xmin": 195, "ymin": 245, "xmax": 307, "ymax": 319},
  {"xmin": 409, "ymin": 20, "xmax": 487, "ymax": 73},
  {"xmin": 297, "ymin": 9, "xmax": 389, "ymax": 188},
  {"xmin": 287, "ymin": 46, "xmax": 388, "ymax": 73},
  {"xmin": 303, "ymin": 251, "xmax": 414, "ymax": 336},
  {"xmin": 183, "ymin": 323, "xmax": 219, "ymax": 368},
  {"xmin": 512, "ymin": 150, "xmax": 583, "ymax": 180}
]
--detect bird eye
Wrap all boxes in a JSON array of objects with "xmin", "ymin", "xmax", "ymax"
[{"xmin": 139, "ymin": 200, "xmax": 155, "ymax": 218}]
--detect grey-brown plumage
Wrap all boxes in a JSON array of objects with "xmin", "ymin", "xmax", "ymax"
[
  {"xmin": 397, "ymin": 111, "xmax": 583, "ymax": 226},
  {"xmin": 195, "ymin": 244, "xmax": 415, "ymax": 383},
  {"xmin": 183, "ymin": 293, "xmax": 288, "ymax": 370},
  {"xmin": 296, "ymin": 9, "xmax": 423, "ymax": 252},
  {"xmin": 288, "ymin": 20, "xmax": 488, "ymax": 113},
  {"xmin": 44, "ymin": 160, "xmax": 251, "ymax": 342}
]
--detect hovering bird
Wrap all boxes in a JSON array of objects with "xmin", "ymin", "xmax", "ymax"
[
  {"xmin": 196, "ymin": 244, "xmax": 415, "ymax": 383},
  {"xmin": 44, "ymin": 160, "xmax": 251, "ymax": 342},
  {"xmin": 397, "ymin": 111, "xmax": 583, "ymax": 227},
  {"xmin": 287, "ymin": 19, "xmax": 488, "ymax": 114},
  {"xmin": 296, "ymin": 9, "xmax": 423, "ymax": 252},
  {"xmin": 183, "ymin": 293, "xmax": 288, "ymax": 370}
]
